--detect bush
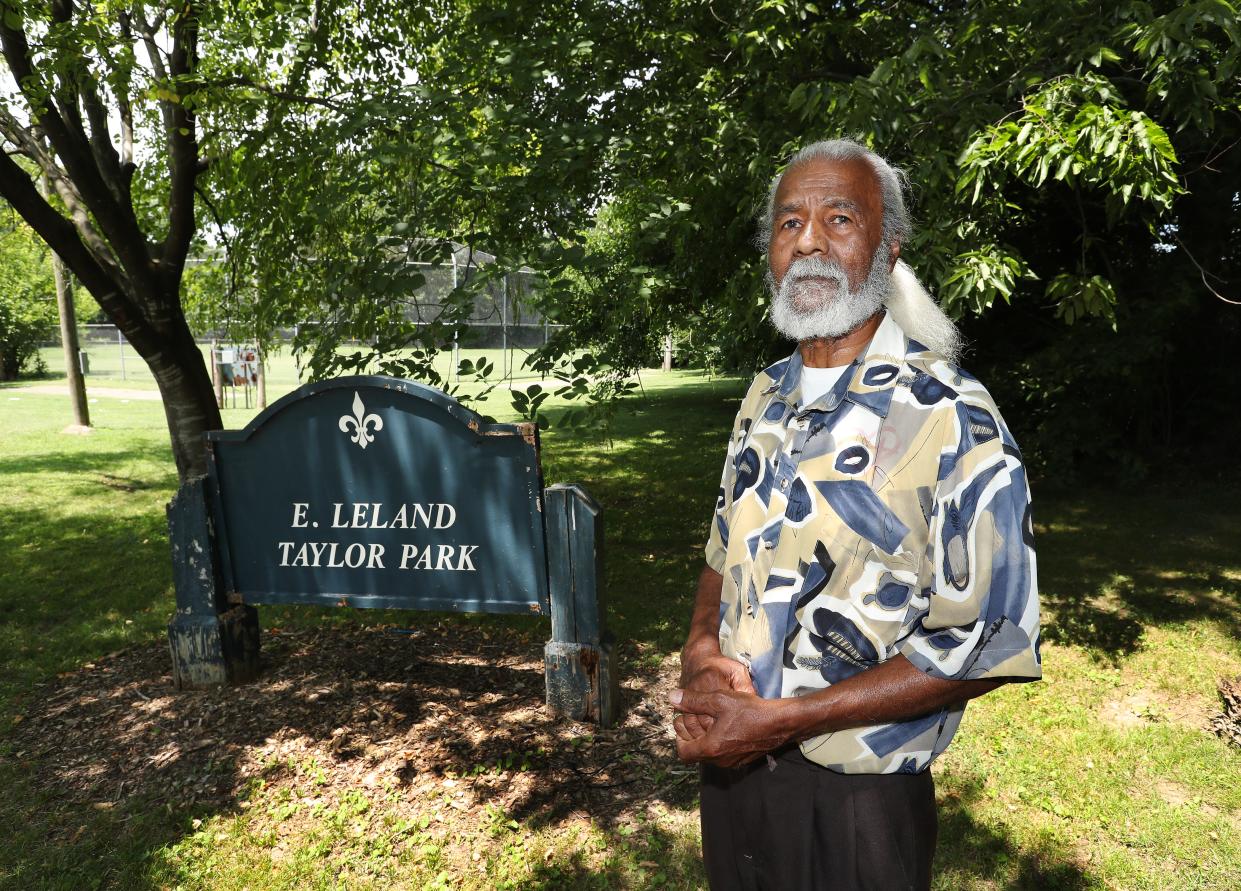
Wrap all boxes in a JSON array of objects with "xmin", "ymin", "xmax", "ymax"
[{"xmin": 0, "ymin": 221, "xmax": 56, "ymax": 380}]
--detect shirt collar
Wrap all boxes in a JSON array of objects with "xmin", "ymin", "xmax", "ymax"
[{"xmin": 763, "ymin": 312, "xmax": 911, "ymax": 418}]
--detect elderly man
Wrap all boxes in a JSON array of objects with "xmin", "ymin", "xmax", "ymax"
[{"xmin": 672, "ymin": 138, "xmax": 1041, "ymax": 890}]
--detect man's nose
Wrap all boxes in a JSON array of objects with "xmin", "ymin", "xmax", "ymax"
[{"xmin": 794, "ymin": 217, "xmax": 828, "ymax": 257}]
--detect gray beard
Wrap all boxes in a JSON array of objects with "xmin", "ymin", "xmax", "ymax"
[{"xmin": 767, "ymin": 248, "xmax": 891, "ymax": 342}]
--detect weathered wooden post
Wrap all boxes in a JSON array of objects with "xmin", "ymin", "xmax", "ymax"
[
  {"xmin": 543, "ymin": 485, "xmax": 619, "ymax": 727},
  {"xmin": 166, "ymin": 477, "xmax": 260, "ymax": 688}
]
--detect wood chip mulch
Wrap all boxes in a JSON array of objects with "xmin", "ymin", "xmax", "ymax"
[{"xmin": 4, "ymin": 623, "xmax": 698, "ymax": 832}]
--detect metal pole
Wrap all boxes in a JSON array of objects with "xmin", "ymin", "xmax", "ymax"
[
  {"xmin": 501, "ymin": 275, "xmax": 508, "ymax": 379},
  {"xmin": 118, "ymin": 328, "xmax": 126, "ymax": 380}
]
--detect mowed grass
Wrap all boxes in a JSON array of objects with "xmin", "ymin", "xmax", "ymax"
[{"xmin": 1, "ymin": 370, "xmax": 1239, "ymax": 890}]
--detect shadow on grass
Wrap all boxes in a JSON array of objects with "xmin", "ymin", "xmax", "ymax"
[
  {"xmin": 934, "ymin": 775, "xmax": 1094, "ymax": 890},
  {"xmin": 539, "ymin": 376, "xmax": 746, "ymax": 654},
  {"xmin": 0, "ymin": 447, "xmax": 180, "ymax": 491},
  {"xmin": 508, "ymin": 822, "xmax": 705, "ymax": 890},
  {"xmin": 0, "ymin": 506, "xmax": 174, "ymax": 708},
  {"xmin": 1033, "ymin": 486, "xmax": 1241, "ymax": 660}
]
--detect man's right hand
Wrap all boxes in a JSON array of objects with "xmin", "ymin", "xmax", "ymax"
[
  {"xmin": 675, "ymin": 565, "xmax": 747, "ymax": 741},
  {"xmin": 675, "ymin": 646, "xmax": 755, "ymax": 741}
]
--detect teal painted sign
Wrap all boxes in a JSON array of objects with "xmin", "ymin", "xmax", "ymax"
[
  {"xmin": 206, "ymin": 377, "xmax": 549, "ymax": 615},
  {"xmin": 169, "ymin": 374, "xmax": 618, "ymax": 726}
]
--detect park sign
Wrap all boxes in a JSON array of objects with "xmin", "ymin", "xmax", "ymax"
[
  {"xmin": 166, "ymin": 376, "xmax": 618, "ymax": 726},
  {"xmin": 209, "ymin": 379, "xmax": 548, "ymax": 613}
]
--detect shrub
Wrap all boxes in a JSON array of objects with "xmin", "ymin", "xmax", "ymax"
[{"xmin": 0, "ymin": 221, "xmax": 56, "ymax": 380}]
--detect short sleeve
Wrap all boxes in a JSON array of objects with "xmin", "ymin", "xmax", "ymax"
[
  {"xmin": 705, "ymin": 408, "xmax": 746, "ymax": 573},
  {"xmin": 897, "ymin": 414, "xmax": 1042, "ymax": 683}
]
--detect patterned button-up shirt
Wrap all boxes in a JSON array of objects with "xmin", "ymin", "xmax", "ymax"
[{"xmin": 706, "ymin": 312, "xmax": 1041, "ymax": 774}]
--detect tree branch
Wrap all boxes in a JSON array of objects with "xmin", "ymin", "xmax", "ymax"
[
  {"xmin": 0, "ymin": 110, "xmax": 120, "ymax": 271},
  {"xmin": 131, "ymin": 6, "xmax": 172, "ymax": 114},
  {"xmin": 1174, "ymin": 234, "xmax": 1240, "ymax": 306},
  {"xmin": 0, "ymin": 3, "xmax": 156, "ymax": 290},
  {"xmin": 234, "ymin": 0, "xmax": 334, "ymax": 152},
  {"xmin": 79, "ymin": 76, "xmax": 125, "ymax": 195},
  {"xmin": 115, "ymin": 12, "xmax": 136, "ymax": 172},
  {"xmin": 194, "ymin": 182, "xmax": 241, "ymax": 306},
  {"xmin": 162, "ymin": 0, "xmax": 202, "ymax": 291},
  {"xmin": 203, "ymin": 76, "xmax": 348, "ymax": 111},
  {"xmin": 0, "ymin": 147, "xmax": 148, "ymax": 331}
]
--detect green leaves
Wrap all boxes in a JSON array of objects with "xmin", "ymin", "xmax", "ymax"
[
  {"xmin": 939, "ymin": 247, "xmax": 1031, "ymax": 317},
  {"xmin": 957, "ymin": 74, "xmax": 1182, "ymax": 217},
  {"xmin": 1047, "ymin": 273, "xmax": 1118, "ymax": 327},
  {"xmin": 0, "ymin": 218, "xmax": 59, "ymax": 380},
  {"xmin": 509, "ymin": 383, "xmax": 549, "ymax": 428}
]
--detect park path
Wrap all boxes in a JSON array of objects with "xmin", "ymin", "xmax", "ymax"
[
  {"xmin": 11, "ymin": 376, "xmax": 569, "ymax": 407},
  {"xmin": 14, "ymin": 383, "xmax": 164, "ymax": 401}
]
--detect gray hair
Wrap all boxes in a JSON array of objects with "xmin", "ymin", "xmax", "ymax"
[
  {"xmin": 756, "ymin": 139, "xmax": 964, "ymax": 363},
  {"xmin": 755, "ymin": 138, "xmax": 912, "ymax": 250}
]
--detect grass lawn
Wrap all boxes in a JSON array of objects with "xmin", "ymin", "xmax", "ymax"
[
  {"xmin": 1, "ymin": 370, "xmax": 1238, "ymax": 890},
  {"xmin": 37, "ymin": 342, "xmax": 563, "ymax": 398}
]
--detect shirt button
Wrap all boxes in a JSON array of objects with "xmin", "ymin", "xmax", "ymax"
[
  {"xmin": 764, "ymin": 539, "xmax": 776, "ymax": 550},
  {"xmin": 780, "ymin": 478, "xmax": 789, "ymax": 490}
]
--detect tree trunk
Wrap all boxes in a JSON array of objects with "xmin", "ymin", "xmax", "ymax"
[{"xmin": 133, "ymin": 309, "xmax": 223, "ymax": 479}]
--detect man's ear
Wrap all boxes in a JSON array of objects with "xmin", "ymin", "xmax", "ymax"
[{"xmin": 887, "ymin": 240, "xmax": 901, "ymax": 273}]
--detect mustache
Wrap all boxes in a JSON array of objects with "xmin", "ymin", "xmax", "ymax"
[{"xmin": 783, "ymin": 257, "xmax": 849, "ymax": 284}]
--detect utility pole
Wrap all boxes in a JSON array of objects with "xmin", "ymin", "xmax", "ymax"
[
  {"xmin": 39, "ymin": 171, "xmax": 89, "ymax": 430},
  {"xmin": 256, "ymin": 349, "xmax": 267, "ymax": 410},
  {"xmin": 51, "ymin": 252, "xmax": 90, "ymax": 428}
]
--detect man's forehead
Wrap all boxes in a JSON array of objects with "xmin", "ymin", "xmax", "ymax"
[{"xmin": 774, "ymin": 156, "xmax": 882, "ymax": 212}]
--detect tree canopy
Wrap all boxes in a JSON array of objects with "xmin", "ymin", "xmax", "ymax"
[
  {"xmin": 1, "ymin": 0, "xmax": 1236, "ymax": 478},
  {"xmin": 526, "ymin": 0, "xmax": 1240, "ymax": 476}
]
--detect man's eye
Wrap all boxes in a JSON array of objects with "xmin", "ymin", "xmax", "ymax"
[
  {"xmin": 780, "ymin": 219, "xmax": 801, "ymax": 229},
  {"xmin": 831, "ymin": 215, "xmax": 851, "ymax": 224}
]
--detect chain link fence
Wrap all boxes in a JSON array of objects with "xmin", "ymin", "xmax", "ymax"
[{"xmin": 42, "ymin": 244, "xmax": 565, "ymax": 387}]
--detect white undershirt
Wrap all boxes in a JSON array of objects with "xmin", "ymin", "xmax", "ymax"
[{"xmin": 800, "ymin": 363, "xmax": 850, "ymax": 406}]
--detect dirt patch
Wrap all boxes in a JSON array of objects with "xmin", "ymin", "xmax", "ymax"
[
  {"xmin": 3, "ymin": 623, "xmax": 696, "ymax": 834},
  {"xmin": 1154, "ymin": 780, "xmax": 1202, "ymax": 810},
  {"xmin": 1099, "ymin": 691, "xmax": 1160, "ymax": 729},
  {"xmin": 1098, "ymin": 689, "xmax": 1212, "ymax": 733}
]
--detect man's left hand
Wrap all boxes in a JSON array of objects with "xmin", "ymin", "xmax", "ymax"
[{"xmin": 670, "ymin": 688, "xmax": 790, "ymax": 768}]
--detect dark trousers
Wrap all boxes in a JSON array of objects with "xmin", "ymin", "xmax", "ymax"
[{"xmin": 700, "ymin": 746, "xmax": 937, "ymax": 891}]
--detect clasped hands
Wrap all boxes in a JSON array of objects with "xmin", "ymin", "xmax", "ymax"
[{"xmin": 671, "ymin": 651, "xmax": 790, "ymax": 768}]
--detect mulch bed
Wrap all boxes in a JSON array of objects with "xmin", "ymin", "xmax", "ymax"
[{"xmin": 5, "ymin": 623, "xmax": 697, "ymax": 833}]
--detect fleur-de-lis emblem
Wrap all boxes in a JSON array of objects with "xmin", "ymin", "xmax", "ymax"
[{"xmin": 339, "ymin": 391, "xmax": 383, "ymax": 450}]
